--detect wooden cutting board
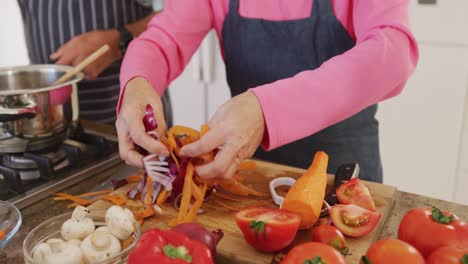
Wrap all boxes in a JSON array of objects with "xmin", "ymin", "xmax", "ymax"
[{"xmin": 88, "ymin": 160, "xmax": 397, "ymax": 264}]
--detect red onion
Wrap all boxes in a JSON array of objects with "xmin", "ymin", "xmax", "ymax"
[
  {"xmin": 172, "ymin": 223, "xmax": 224, "ymax": 257},
  {"xmin": 143, "ymin": 104, "xmax": 158, "ymax": 132}
]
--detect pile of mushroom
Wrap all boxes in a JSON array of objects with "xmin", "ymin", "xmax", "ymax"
[{"xmin": 32, "ymin": 205, "xmax": 136, "ymax": 264}]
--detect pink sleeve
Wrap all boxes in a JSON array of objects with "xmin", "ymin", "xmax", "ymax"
[
  {"xmin": 118, "ymin": 0, "xmax": 215, "ymax": 112},
  {"xmin": 250, "ymin": 0, "xmax": 419, "ymax": 150}
]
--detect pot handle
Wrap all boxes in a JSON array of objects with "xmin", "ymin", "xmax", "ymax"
[{"xmin": 0, "ymin": 101, "xmax": 37, "ymax": 122}]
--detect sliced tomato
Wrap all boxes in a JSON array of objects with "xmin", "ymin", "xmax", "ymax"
[
  {"xmin": 330, "ymin": 204, "xmax": 381, "ymax": 238},
  {"xmin": 336, "ymin": 178, "xmax": 376, "ymax": 211},
  {"xmin": 235, "ymin": 207, "xmax": 300, "ymax": 253},
  {"xmin": 427, "ymin": 245, "xmax": 468, "ymax": 264},
  {"xmin": 282, "ymin": 242, "xmax": 346, "ymax": 264},
  {"xmin": 311, "ymin": 224, "xmax": 348, "ymax": 254},
  {"xmin": 361, "ymin": 239, "xmax": 425, "ymax": 264}
]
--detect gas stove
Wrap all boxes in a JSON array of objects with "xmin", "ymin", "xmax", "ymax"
[{"xmin": 0, "ymin": 124, "xmax": 121, "ymax": 209}]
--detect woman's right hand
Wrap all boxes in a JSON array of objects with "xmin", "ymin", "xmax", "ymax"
[{"xmin": 115, "ymin": 77, "xmax": 169, "ymax": 167}]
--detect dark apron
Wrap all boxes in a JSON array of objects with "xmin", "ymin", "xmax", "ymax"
[{"xmin": 222, "ymin": 0, "xmax": 382, "ymax": 182}]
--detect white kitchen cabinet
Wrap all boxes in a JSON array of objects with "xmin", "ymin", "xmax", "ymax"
[
  {"xmin": 169, "ymin": 30, "xmax": 231, "ymax": 128},
  {"xmin": 167, "ymin": 52, "xmax": 206, "ymax": 129},
  {"xmin": 377, "ymin": 44, "xmax": 468, "ymax": 201},
  {"xmin": 409, "ymin": 0, "xmax": 468, "ymax": 45}
]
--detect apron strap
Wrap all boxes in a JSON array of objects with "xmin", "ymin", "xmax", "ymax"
[
  {"xmin": 228, "ymin": 0, "xmax": 240, "ymax": 15},
  {"xmin": 312, "ymin": 0, "xmax": 333, "ymax": 16}
]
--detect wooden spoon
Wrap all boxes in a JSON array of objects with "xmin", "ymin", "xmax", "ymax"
[{"xmin": 53, "ymin": 44, "xmax": 110, "ymax": 85}]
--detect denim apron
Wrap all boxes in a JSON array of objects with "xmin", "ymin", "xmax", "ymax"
[{"xmin": 222, "ymin": 0, "xmax": 382, "ymax": 182}]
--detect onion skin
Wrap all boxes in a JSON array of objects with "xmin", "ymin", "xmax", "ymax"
[{"xmin": 172, "ymin": 223, "xmax": 224, "ymax": 257}]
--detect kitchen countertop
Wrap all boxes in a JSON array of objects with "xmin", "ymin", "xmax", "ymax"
[{"xmin": 2, "ymin": 121, "xmax": 468, "ymax": 263}]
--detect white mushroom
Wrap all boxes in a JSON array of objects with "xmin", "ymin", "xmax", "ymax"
[
  {"xmin": 81, "ymin": 230, "xmax": 122, "ymax": 263},
  {"xmin": 61, "ymin": 206, "xmax": 95, "ymax": 241},
  {"xmin": 32, "ymin": 238, "xmax": 83, "ymax": 264},
  {"xmin": 95, "ymin": 226, "xmax": 111, "ymax": 234},
  {"xmin": 105, "ymin": 206, "xmax": 135, "ymax": 240},
  {"xmin": 67, "ymin": 239, "xmax": 82, "ymax": 247},
  {"xmin": 32, "ymin": 243, "xmax": 52, "ymax": 263}
]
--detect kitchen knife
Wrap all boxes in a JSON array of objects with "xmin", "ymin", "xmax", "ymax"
[{"xmin": 325, "ymin": 162, "xmax": 360, "ymax": 206}]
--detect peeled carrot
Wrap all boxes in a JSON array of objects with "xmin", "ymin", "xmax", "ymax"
[
  {"xmin": 156, "ymin": 189, "xmax": 168, "ymax": 206},
  {"xmin": 200, "ymin": 124, "xmax": 209, "ymax": 137},
  {"xmin": 126, "ymin": 175, "xmax": 143, "ymax": 183},
  {"xmin": 281, "ymin": 151, "xmax": 328, "ymax": 229},
  {"xmin": 0, "ymin": 229, "xmax": 5, "ymax": 240},
  {"xmin": 53, "ymin": 193, "xmax": 95, "ymax": 206},
  {"xmin": 237, "ymin": 160, "xmax": 257, "ymax": 171},
  {"xmin": 218, "ymin": 178, "xmax": 268, "ymax": 197},
  {"xmin": 100, "ymin": 194, "xmax": 128, "ymax": 206},
  {"xmin": 214, "ymin": 200, "xmax": 240, "ymax": 212},
  {"xmin": 176, "ymin": 162, "xmax": 194, "ymax": 223},
  {"xmin": 145, "ymin": 177, "xmax": 153, "ymax": 205},
  {"xmin": 198, "ymin": 124, "xmax": 214, "ymax": 162},
  {"xmin": 185, "ymin": 183, "xmax": 207, "ymax": 222}
]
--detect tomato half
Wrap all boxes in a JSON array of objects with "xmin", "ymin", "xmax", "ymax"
[
  {"xmin": 235, "ymin": 207, "xmax": 300, "ymax": 253},
  {"xmin": 282, "ymin": 242, "xmax": 346, "ymax": 264},
  {"xmin": 398, "ymin": 206, "xmax": 468, "ymax": 257},
  {"xmin": 361, "ymin": 239, "xmax": 425, "ymax": 264},
  {"xmin": 330, "ymin": 204, "xmax": 381, "ymax": 238},
  {"xmin": 311, "ymin": 224, "xmax": 347, "ymax": 253},
  {"xmin": 336, "ymin": 178, "xmax": 376, "ymax": 211},
  {"xmin": 427, "ymin": 245, "xmax": 468, "ymax": 264}
]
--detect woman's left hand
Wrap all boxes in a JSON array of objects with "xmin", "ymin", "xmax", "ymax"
[{"xmin": 180, "ymin": 91, "xmax": 265, "ymax": 179}]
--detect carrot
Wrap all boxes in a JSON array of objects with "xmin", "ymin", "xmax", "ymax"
[
  {"xmin": 191, "ymin": 181, "xmax": 203, "ymax": 200},
  {"xmin": 218, "ymin": 178, "xmax": 268, "ymax": 197},
  {"xmin": 156, "ymin": 189, "xmax": 168, "ymax": 206},
  {"xmin": 213, "ymin": 192, "xmax": 243, "ymax": 202},
  {"xmin": 0, "ymin": 229, "xmax": 5, "ymax": 240},
  {"xmin": 185, "ymin": 183, "xmax": 207, "ymax": 222},
  {"xmin": 167, "ymin": 132, "xmax": 181, "ymax": 156},
  {"xmin": 200, "ymin": 124, "xmax": 209, "ymax": 137},
  {"xmin": 237, "ymin": 160, "xmax": 257, "ymax": 171},
  {"xmin": 145, "ymin": 177, "xmax": 153, "ymax": 205},
  {"xmin": 281, "ymin": 151, "xmax": 328, "ymax": 229},
  {"xmin": 53, "ymin": 193, "xmax": 95, "ymax": 206},
  {"xmin": 214, "ymin": 200, "xmax": 240, "ymax": 212},
  {"xmin": 169, "ymin": 125, "xmax": 200, "ymax": 145},
  {"xmin": 160, "ymin": 135, "xmax": 179, "ymax": 167},
  {"xmin": 53, "ymin": 189, "xmax": 112, "ymax": 201},
  {"xmin": 100, "ymin": 194, "xmax": 128, "ymax": 206},
  {"xmin": 126, "ymin": 175, "xmax": 143, "ymax": 182},
  {"xmin": 72, "ymin": 190, "xmax": 113, "ymax": 198},
  {"xmin": 176, "ymin": 162, "xmax": 194, "ymax": 223},
  {"xmin": 131, "ymin": 206, "xmax": 156, "ymax": 224}
]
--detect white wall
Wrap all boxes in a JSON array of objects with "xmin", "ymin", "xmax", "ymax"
[{"xmin": 0, "ymin": 0, "xmax": 29, "ymax": 67}]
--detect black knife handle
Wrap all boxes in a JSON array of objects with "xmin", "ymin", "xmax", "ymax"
[
  {"xmin": 325, "ymin": 163, "xmax": 360, "ymax": 206},
  {"xmin": 335, "ymin": 163, "xmax": 360, "ymax": 185}
]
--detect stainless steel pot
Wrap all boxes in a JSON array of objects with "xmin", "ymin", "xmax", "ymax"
[{"xmin": 0, "ymin": 65, "xmax": 83, "ymax": 153}]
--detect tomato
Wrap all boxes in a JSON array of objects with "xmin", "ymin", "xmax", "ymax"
[
  {"xmin": 281, "ymin": 242, "xmax": 345, "ymax": 264},
  {"xmin": 235, "ymin": 207, "xmax": 300, "ymax": 252},
  {"xmin": 361, "ymin": 239, "xmax": 425, "ymax": 264},
  {"xmin": 427, "ymin": 245, "xmax": 468, "ymax": 264},
  {"xmin": 311, "ymin": 224, "xmax": 348, "ymax": 253},
  {"xmin": 330, "ymin": 204, "xmax": 381, "ymax": 238},
  {"xmin": 336, "ymin": 178, "xmax": 376, "ymax": 211},
  {"xmin": 398, "ymin": 206, "xmax": 468, "ymax": 257}
]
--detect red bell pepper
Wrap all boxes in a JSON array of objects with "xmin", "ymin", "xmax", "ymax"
[{"xmin": 128, "ymin": 229, "xmax": 214, "ymax": 264}]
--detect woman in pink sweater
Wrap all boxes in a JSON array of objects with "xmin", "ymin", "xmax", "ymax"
[{"xmin": 117, "ymin": 0, "xmax": 418, "ymax": 182}]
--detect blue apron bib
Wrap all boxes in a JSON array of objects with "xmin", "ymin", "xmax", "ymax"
[{"xmin": 222, "ymin": 0, "xmax": 382, "ymax": 182}]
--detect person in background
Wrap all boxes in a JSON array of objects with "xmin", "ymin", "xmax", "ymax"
[
  {"xmin": 116, "ymin": 0, "xmax": 419, "ymax": 182},
  {"xmin": 16, "ymin": 0, "xmax": 172, "ymax": 125}
]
